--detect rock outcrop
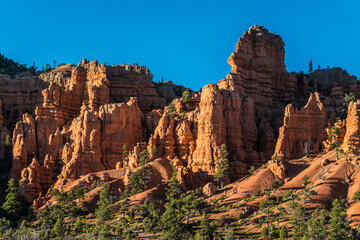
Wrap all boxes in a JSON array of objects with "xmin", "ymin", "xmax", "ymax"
[
  {"xmin": 0, "ymin": 72, "xmax": 47, "ymax": 131},
  {"xmin": 11, "ymin": 60, "xmax": 164, "ymax": 200},
  {"xmin": 343, "ymin": 100, "xmax": 360, "ymax": 154},
  {"xmin": 6, "ymin": 25, "xmax": 360, "ymax": 209},
  {"xmin": 0, "ymin": 99, "xmax": 10, "ymax": 159},
  {"xmin": 218, "ymin": 25, "xmax": 296, "ymax": 108},
  {"xmin": 190, "ymin": 84, "xmax": 227, "ymax": 172},
  {"xmin": 106, "ymin": 64, "xmax": 166, "ymax": 112},
  {"xmin": 10, "ymin": 113, "xmax": 37, "ymax": 180},
  {"xmin": 189, "ymin": 84, "xmax": 261, "ymax": 175},
  {"xmin": 273, "ymin": 93, "xmax": 327, "ymax": 160}
]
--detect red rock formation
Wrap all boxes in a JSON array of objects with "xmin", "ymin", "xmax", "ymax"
[
  {"xmin": 323, "ymin": 119, "xmax": 345, "ymax": 152},
  {"xmin": 190, "ymin": 84, "xmax": 226, "ymax": 172},
  {"xmin": 128, "ymin": 142, "xmax": 149, "ymax": 169},
  {"xmin": 0, "ymin": 72, "xmax": 47, "ymax": 131},
  {"xmin": 106, "ymin": 64, "xmax": 166, "ymax": 112},
  {"xmin": 19, "ymin": 158, "xmax": 57, "ymax": 201},
  {"xmin": 10, "ymin": 113, "xmax": 37, "ymax": 180},
  {"xmin": 343, "ymin": 100, "xmax": 360, "ymax": 154},
  {"xmin": 148, "ymin": 110, "xmax": 196, "ymax": 166},
  {"xmin": 8, "ymin": 25, "xmax": 360, "ymax": 210},
  {"xmin": 57, "ymin": 98, "xmax": 144, "ymax": 187},
  {"xmin": 11, "ymin": 60, "xmax": 161, "ymax": 200},
  {"xmin": 267, "ymin": 160, "xmax": 286, "ymax": 180},
  {"xmin": 99, "ymin": 98, "xmax": 144, "ymax": 169},
  {"xmin": 188, "ymin": 84, "xmax": 261, "ymax": 175},
  {"xmin": 218, "ymin": 25, "xmax": 296, "ymax": 108},
  {"xmin": 273, "ymin": 93, "xmax": 327, "ymax": 160},
  {"xmin": 0, "ymin": 99, "xmax": 10, "ymax": 159}
]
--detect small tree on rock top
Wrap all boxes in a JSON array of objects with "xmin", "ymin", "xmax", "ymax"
[
  {"xmin": 341, "ymin": 92, "xmax": 356, "ymax": 117},
  {"xmin": 309, "ymin": 59, "xmax": 313, "ymax": 73}
]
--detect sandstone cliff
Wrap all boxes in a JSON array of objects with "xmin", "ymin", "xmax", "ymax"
[
  {"xmin": 218, "ymin": 25, "xmax": 296, "ymax": 108},
  {"xmin": 10, "ymin": 60, "xmax": 164, "ymax": 200},
  {"xmin": 343, "ymin": 100, "xmax": 360, "ymax": 154},
  {"xmin": 5, "ymin": 25, "xmax": 360, "ymax": 208},
  {"xmin": 273, "ymin": 93, "xmax": 327, "ymax": 160}
]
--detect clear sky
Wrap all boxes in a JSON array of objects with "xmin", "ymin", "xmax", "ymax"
[{"xmin": 1, "ymin": 0, "xmax": 359, "ymax": 90}]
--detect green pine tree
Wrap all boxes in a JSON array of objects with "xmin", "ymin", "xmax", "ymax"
[
  {"xmin": 2, "ymin": 178, "xmax": 22, "ymax": 219},
  {"xmin": 122, "ymin": 145, "xmax": 129, "ymax": 168},
  {"xmin": 51, "ymin": 218, "xmax": 64, "ymax": 238},
  {"xmin": 261, "ymin": 226, "xmax": 269, "ymax": 239},
  {"xmin": 329, "ymin": 199, "xmax": 350, "ymax": 240},
  {"xmin": 166, "ymin": 166, "xmax": 182, "ymax": 202},
  {"xmin": 194, "ymin": 212, "xmax": 213, "ymax": 240},
  {"xmin": 224, "ymin": 225, "xmax": 235, "ymax": 240},
  {"xmin": 279, "ymin": 226, "xmax": 288, "ymax": 239},
  {"xmin": 306, "ymin": 209, "xmax": 327, "ymax": 240},
  {"xmin": 291, "ymin": 202, "xmax": 307, "ymax": 239},
  {"xmin": 95, "ymin": 183, "xmax": 112, "ymax": 227},
  {"xmin": 182, "ymin": 90, "xmax": 192, "ymax": 104},
  {"xmin": 341, "ymin": 92, "xmax": 356, "ymax": 116},
  {"xmin": 328, "ymin": 125, "xmax": 341, "ymax": 160},
  {"xmin": 128, "ymin": 164, "xmax": 152, "ymax": 195},
  {"xmin": 214, "ymin": 144, "xmax": 230, "ymax": 188}
]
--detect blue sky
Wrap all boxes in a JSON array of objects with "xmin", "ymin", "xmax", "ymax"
[{"xmin": 1, "ymin": 0, "xmax": 359, "ymax": 90}]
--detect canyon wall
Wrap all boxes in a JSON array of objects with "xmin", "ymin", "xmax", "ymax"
[
  {"xmin": 272, "ymin": 93, "xmax": 327, "ymax": 160},
  {"xmin": 3, "ymin": 25, "xmax": 360, "ymax": 205}
]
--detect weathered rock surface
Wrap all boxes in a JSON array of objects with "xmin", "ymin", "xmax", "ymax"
[
  {"xmin": 190, "ymin": 84, "xmax": 227, "ymax": 172},
  {"xmin": 0, "ymin": 99, "xmax": 10, "ymax": 159},
  {"xmin": 273, "ymin": 93, "xmax": 327, "ymax": 160},
  {"xmin": 343, "ymin": 100, "xmax": 360, "ymax": 154},
  {"xmin": 106, "ymin": 64, "xmax": 166, "ymax": 112},
  {"xmin": 202, "ymin": 182, "xmax": 217, "ymax": 196},
  {"xmin": 0, "ymin": 72, "xmax": 47, "ymax": 131},
  {"xmin": 5, "ymin": 25, "xmax": 360, "ymax": 211},
  {"xmin": 218, "ymin": 25, "xmax": 296, "ymax": 108},
  {"xmin": 10, "ymin": 113, "xmax": 37, "ymax": 180},
  {"xmin": 10, "ymin": 60, "xmax": 164, "ymax": 200}
]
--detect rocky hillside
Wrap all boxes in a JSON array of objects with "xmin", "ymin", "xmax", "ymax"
[{"xmin": 1, "ymin": 25, "xmax": 360, "ymax": 239}]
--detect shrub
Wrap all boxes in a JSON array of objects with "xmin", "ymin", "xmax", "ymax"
[{"xmin": 353, "ymin": 191, "xmax": 360, "ymax": 201}]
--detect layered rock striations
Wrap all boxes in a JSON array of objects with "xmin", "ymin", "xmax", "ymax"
[
  {"xmin": 297, "ymin": 67, "xmax": 359, "ymax": 111},
  {"xmin": 10, "ymin": 60, "xmax": 162, "ymax": 200},
  {"xmin": 6, "ymin": 25, "xmax": 360, "ymax": 207},
  {"xmin": 106, "ymin": 64, "xmax": 167, "ymax": 112},
  {"xmin": 342, "ymin": 100, "xmax": 360, "ymax": 154},
  {"xmin": 273, "ymin": 93, "xmax": 327, "ymax": 160},
  {"xmin": 0, "ymin": 72, "xmax": 47, "ymax": 131},
  {"xmin": 218, "ymin": 25, "xmax": 296, "ymax": 108},
  {"xmin": 0, "ymin": 99, "xmax": 10, "ymax": 159}
]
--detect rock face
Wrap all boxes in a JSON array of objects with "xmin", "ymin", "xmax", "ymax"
[
  {"xmin": 0, "ymin": 99, "xmax": 10, "ymax": 159},
  {"xmin": 10, "ymin": 60, "xmax": 164, "ymax": 200},
  {"xmin": 218, "ymin": 25, "xmax": 296, "ymax": 108},
  {"xmin": 298, "ymin": 67, "xmax": 359, "ymax": 112},
  {"xmin": 56, "ymin": 99, "xmax": 144, "ymax": 188},
  {"xmin": 190, "ymin": 84, "xmax": 227, "ymax": 172},
  {"xmin": 7, "ymin": 25, "xmax": 360, "ymax": 207},
  {"xmin": 149, "ymin": 112, "xmax": 195, "ymax": 165},
  {"xmin": 154, "ymin": 81, "xmax": 189, "ymax": 103},
  {"xmin": 106, "ymin": 64, "xmax": 167, "ymax": 112},
  {"xmin": 10, "ymin": 113, "xmax": 37, "ymax": 179},
  {"xmin": 202, "ymin": 182, "xmax": 217, "ymax": 196},
  {"xmin": 0, "ymin": 72, "xmax": 47, "ymax": 131},
  {"xmin": 343, "ymin": 100, "xmax": 360, "ymax": 154},
  {"xmin": 273, "ymin": 93, "xmax": 327, "ymax": 160}
]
